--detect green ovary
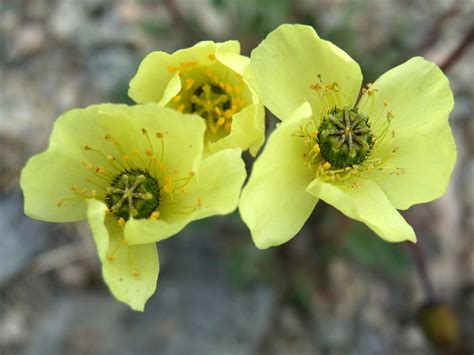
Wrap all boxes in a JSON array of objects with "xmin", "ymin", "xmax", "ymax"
[
  {"xmin": 318, "ymin": 107, "xmax": 373, "ymax": 169},
  {"xmin": 104, "ymin": 169, "xmax": 160, "ymax": 220}
]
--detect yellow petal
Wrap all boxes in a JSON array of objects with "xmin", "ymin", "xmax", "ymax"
[
  {"xmin": 306, "ymin": 178, "xmax": 416, "ymax": 243},
  {"xmin": 129, "ymin": 41, "xmax": 239, "ymax": 104},
  {"xmin": 188, "ymin": 148, "xmax": 246, "ymax": 220},
  {"xmin": 21, "ymin": 151, "xmax": 88, "ymax": 222},
  {"xmin": 240, "ymin": 104, "xmax": 318, "ymax": 249},
  {"xmin": 250, "ymin": 24, "xmax": 362, "ymax": 121},
  {"xmin": 206, "ymin": 101, "xmax": 265, "ymax": 157},
  {"xmin": 360, "ymin": 57, "xmax": 456, "ymax": 209},
  {"xmin": 87, "ymin": 199, "xmax": 159, "ymax": 311}
]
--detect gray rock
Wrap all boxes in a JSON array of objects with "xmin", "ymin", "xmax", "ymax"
[
  {"xmin": 22, "ymin": 231, "xmax": 278, "ymax": 355},
  {"xmin": 0, "ymin": 190, "xmax": 51, "ymax": 287},
  {"xmin": 86, "ymin": 46, "xmax": 137, "ymax": 96}
]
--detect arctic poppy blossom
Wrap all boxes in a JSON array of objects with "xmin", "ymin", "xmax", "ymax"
[
  {"xmin": 21, "ymin": 103, "xmax": 246, "ymax": 310},
  {"xmin": 128, "ymin": 41, "xmax": 265, "ymax": 156},
  {"xmin": 240, "ymin": 24, "xmax": 456, "ymax": 248}
]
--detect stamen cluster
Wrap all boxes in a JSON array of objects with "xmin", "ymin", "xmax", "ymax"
[
  {"xmin": 170, "ymin": 62, "xmax": 246, "ymax": 135},
  {"xmin": 293, "ymin": 78, "xmax": 402, "ymax": 186},
  {"xmin": 57, "ymin": 127, "xmax": 202, "ymax": 225}
]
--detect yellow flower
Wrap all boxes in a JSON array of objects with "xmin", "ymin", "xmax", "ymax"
[
  {"xmin": 128, "ymin": 41, "xmax": 265, "ymax": 156},
  {"xmin": 21, "ymin": 104, "xmax": 246, "ymax": 310},
  {"xmin": 240, "ymin": 24, "xmax": 456, "ymax": 248}
]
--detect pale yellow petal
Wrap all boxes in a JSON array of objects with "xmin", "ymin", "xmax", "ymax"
[
  {"xmin": 306, "ymin": 178, "xmax": 416, "ymax": 243},
  {"xmin": 240, "ymin": 105, "xmax": 318, "ymax": 249},
  {"xmin": 360, "ymin": 57, "xmax": 456, "ymax": 209},
  {"xmin": 250, "ymin": 24, "xmax": 362, "ymax": 121}
]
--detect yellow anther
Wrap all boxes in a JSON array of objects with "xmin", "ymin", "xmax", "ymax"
[
  {"xmin": 122, "ymin": 155, "xmax": 129, "ymax": 161},
  {"xmin": 217, "ymin": 117, "xmax": 225, "ymax": 126},
  {"xmin": 325, "ymin": 82, "xmax": 339, "ymax": 91},
  {"xmin": 150, "ymin": 211, "xmax": 160, "ymax": 220},
  {"xmin": 185, "ymin": 78, "xmax": 195, "ymax": 90},
  {"xmin": 310, "ymin": 83, "xmax": 323, "ymax": 91},
  {"xmin": 208, "ymin": 54, "xmax": 216, "ymax": 61},
  {"xmin": 156, "ymin": 132, "xmax": 163, "ymax": 139},
  {"xmin": 167, "ymin": 65, "xmax": 178, "ymax": 72},
  {"xmin": 96, "ymin": 167, "xmax": 105, "ymax": 173},
  {"xmin": 70, "ymin": 185, "xmax": 78, "ymax": 192},
  {"xmin": 383, "ymin": 99, "xmax": 389, "ymax": 107},
  {"xmin": 84, "ymin": 145, "xmax": 92, "ymax": 151},
  {"xmin": 172, "ymin": 95, "xmax": 181, "ymax": 102},
  {"xmin": 310, "ymin": 129, "xmax": 318, "ymax": 138},
  {"xmin": 118, "ymin": 218, "xmax": 126, "ymax": 226},
  {"xmin": 177, "ymin": 104, "xmax": 185, "ymax": 112},
  {"xmin": 387, "ymin": 110, "xmax": 395, "ymax": 120},
  {"xmin": 322, "ymin": 162, "xmax": 331, "ymax": 170},
  {"xmin": 83, "ymin": 162, "xmax": 93, "ymax": 169},
  {"xmin": 224, "ymin": 109, "xmax": 233, "ymax": 119},
  {"xmin": 133, "ymin": 268, "xmax": 140, "ymax": 278},
  {"xmin": 312, "ymin": 144, "xmax": 320, "ymax": 153},
  {"xmin": 352, "ymin": 181, "xmax": 360, "ymax": 189},
  {"xmin": 181, "ymin": 61, "xmax": 198, "ymax": 69},
  {"xmin": 146, "ymin": 149, "xmax": 153, "ymax": 156},
  {"xmin": 366, "ymin": 83, "xmax": 377, "ymax": 96},
  {"xmin": 224, "ymin": 122, "xmax": 232, "ymax": 131},
  {"xmin": 189, "ymin": 171, "xmax": 196, "ymax": 177}
]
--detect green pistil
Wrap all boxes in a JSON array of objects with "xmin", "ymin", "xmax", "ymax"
[
  {"xmin": 190, "ymin": 83, "xmax": 230, "ymax": 121},
  {"xmin": 105, "ymin": 169, "xmax": 160, "ymax": 220},
  {"xmin": 318, "ymin": 107, "xmax": 373, "ymax": 169}
]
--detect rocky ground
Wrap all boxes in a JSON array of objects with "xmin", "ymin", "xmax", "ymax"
[{"xmin": 0, "ymin": 0, "xmax": 473, "ymax": 354}]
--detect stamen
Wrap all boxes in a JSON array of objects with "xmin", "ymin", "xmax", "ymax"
[{"xmin": 168, "ymin": 65, "xmax": 245, "ymax": 136}]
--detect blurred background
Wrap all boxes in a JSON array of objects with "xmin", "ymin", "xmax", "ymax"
[{"xmin": 0, "ymin": 0, "xmax": 473, "ymax": 354}]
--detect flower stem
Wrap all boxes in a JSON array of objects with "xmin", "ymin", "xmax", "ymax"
[{"xmin": 407, "ymin": 241, "xmax": 436, "ymax": 302}]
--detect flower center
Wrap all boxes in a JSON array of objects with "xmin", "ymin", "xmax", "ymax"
[
  {"xmin": 318, "ymin": 107, "xmax": 373, "ymax": 169},
  {"xmin": 105, "ymin": 168, "xmax": 160, "ymax": 221},
  {"xmin": 190, "ymin": 83, "xmax": 231, "ymax": 122},
  {"xmin": 169, "ymin": 64, "xmax": 246, "ymax": 135}
]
